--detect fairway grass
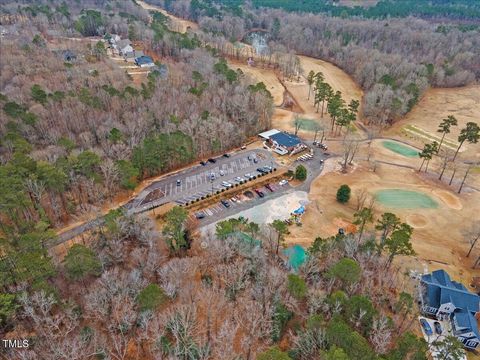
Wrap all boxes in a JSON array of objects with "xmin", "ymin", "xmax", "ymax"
[
  {"xmin": 293, "ymin": 118, "xmax": 321, "ymax": 132},
  {"xmin": 382, "ymin": 140, "xmax": 419, "ymax": 157},
  {"xmin": 376, "ymin": 189, "xmax": 438, "ymax": 209}
]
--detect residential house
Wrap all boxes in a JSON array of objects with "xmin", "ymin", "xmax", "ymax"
[
  {"xmin": 135, "ymin": 55, "xmax": 155, "ymax": 68},
  {"xmin": 109, "ymin": 34, "xmax": 121, "ymax": 45},
  {"xmin": 116, "ymin": 39, "xmax": 133, "ymax": 56},
  {"xmin": 124, "ymin": 50, "xmax": 144, "ymax": 62},
  {"xmin": 421, "ymin": 269, "xmax": 480, "ymax": 350},
  {"xmin": 62, "ymin": 49, "xmax": 77, "ymax": 62}
]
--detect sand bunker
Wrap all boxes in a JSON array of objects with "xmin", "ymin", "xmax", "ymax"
[
  {"xmin": 406, "ymin": 214, "xmax": 429, "ymax": 229},
  {"xmin": 433, "ymin": 190, "xmax": 463, "ymax": 210}
]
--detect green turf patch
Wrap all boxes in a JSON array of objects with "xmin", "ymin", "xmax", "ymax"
[
  {"xmin": 382, "ymin": 141, "xmax": 419, "ymax": 157},
  {"xmin": 375, "ymin": 189, "xmax": 438, "ymax": 209},
  {"xmin": 293, "ymin": 118, "xmax": 321, "ymax": 132}
]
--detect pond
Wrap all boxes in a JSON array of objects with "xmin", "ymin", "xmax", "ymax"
[
  {"xmin": 283, "ymin": 244, "xmax": 307, "ymax": 271},
  {"xmin": 382, "ymin": 141, "xmax": 419, "ymax": 158},
  {"xmin": 375, "ymin": 189, "xmax": 438, "ymax": 209}
]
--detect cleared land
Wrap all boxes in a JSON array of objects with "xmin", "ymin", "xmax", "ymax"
[
  {"xmin": 136, "ymin": 0, "xmax": 198, "ymax": 33},
  {"xmin": 227, "ymin": 60, "xmax": 285, "ymax": 106},
  {"xmin": 390, "ymin": 85, "xmax": 480, "ymax": 159}
]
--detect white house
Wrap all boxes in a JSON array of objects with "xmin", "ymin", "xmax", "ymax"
[{"xmin": 115, "ymin": 39, "xmax": 133, "ymax": 56}]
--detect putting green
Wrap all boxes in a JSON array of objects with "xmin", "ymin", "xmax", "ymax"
[
  {"xmin": 376, "ymin": 189, "xmax": 438, "ymax": 209},
  {"xmin": 292, "ymin": 118, "xmax": 320, "ymax": 132},
  {"xmin": 283, "ymin": 244, "xmax": 307, "ymax": 271},
  {"xmin": 382, "ymin": 141, "xmax": 419, "ymax": 157}
]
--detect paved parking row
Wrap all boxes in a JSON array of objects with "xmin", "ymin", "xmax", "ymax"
[
  {"xmin": 167, "ymin": 157, "xmax": 254, "ymax": 196},
  {"xmin": 189, "ymin": 181, "xmax": 287, "ymax": 222},
  {"xmin": 174, "ymin": 167, "xmax": 276, "ymax": 206},
  {"xmin": 129, "ymin": 150, "xmax": 276, "ymax": 211}
]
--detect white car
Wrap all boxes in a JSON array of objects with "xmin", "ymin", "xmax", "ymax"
[
  {"xmin": 234, "ymin": 176, "xmax": 245, "ymax": 182},
  {"xmin": 222, "ymin": 181, "xmax": 232, "ymax": 188},
  {"xmin": 219, "ymin": 170, "xmax": 225, "ymax": 176},
  {"xmin": 279, "ymin": 179, "xmax": 288, "ymax": 186},
  {"xmin": 245, "ymin": 173, "xmax": 254, "ymax": 179}
]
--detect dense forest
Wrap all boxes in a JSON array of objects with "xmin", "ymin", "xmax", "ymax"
[
  {"xmin": 245, "ymin": 0, "xmax": 480, "ymax": 21},
  {"xmin": 2, "ymin": 205, "xmax": 431, "ymax": 359},
  {"xmin": 159, "ymin": 0, "xmax": 480, "ymax": 125},
  {"xmin": 0, "ymin": 0, "xmax": 273, "ymax": 228}
]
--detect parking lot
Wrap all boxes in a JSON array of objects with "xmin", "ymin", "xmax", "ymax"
[
  {"xmin": 187, "ymin": 180, "xmax": 290, "ymax": 223},
  {"xmin": 127, "ymin": 149, "xmax": 277, "ymax": 213}
]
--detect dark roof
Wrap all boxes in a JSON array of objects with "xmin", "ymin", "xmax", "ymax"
[
  {"xmin": 455, "ymin": 310, "xmax": 480, "ymax": 338},
  {"xmin": 422, "ymin": 270, "xmax": 480, "ymax": 313},
  {"xmin": 62, "ymin": 49, "xmax": 76, "ymax": 61},
  {"xmin": 135, "ymin": 55, "xmax": 154, "ymax": 65},
  {"xmin": 269, "ymin": 132, "xmax": 302, "ymax": 148}
]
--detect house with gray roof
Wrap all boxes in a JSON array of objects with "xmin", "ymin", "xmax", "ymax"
[{"xmin": 421, "ymin": 269, "xmax": 480, "ymax": 349}]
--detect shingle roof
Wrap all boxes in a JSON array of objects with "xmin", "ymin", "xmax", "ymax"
[
  {"xmin": 422, "ymin": 270, "xmax": 480, "ymax": 313},
  {"xmin": 135, "ymin": 55, "xmax": 154, "ymax": 65},
  {"xmin": 269, "ymin": 132, "xmax": 301, "ymax": 148},
  {"xmin": 455, "ymin": 310, "xmax": 480, "ymax": 338}
]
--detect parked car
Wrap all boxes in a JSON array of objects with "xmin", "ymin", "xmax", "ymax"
[
  {"xmin": 231, "ymin": 197, "xmax": 237, "ymax": 203},
  {"xmin": 219, "ymin": 170, "xmax": 225, "ymax": 176},
  {"xmin": 241, "ymin": 145, "xmax": 247, "ymax": 150},
  {"xmin": 433, "ymin": 321, "xmax": 442, "ymax": 335},
  {"xmin": 265, "ymin": 184, "xmax": 274, "ymax": 192},
  {"xmin": 221, "ymin": 199, "xmax": 230, "ymax": 208},
  {"xmin": 279, "ymin": 179, "xmax": 288, "ymax": 186},
  {"xmin": 253, "ymin": 158, "xmax": 258, "ymax": 163},
  {"xmin": 245, "ymin": 173, "xmax": 254, "ymax": 179},
  {"xmin": 319, "ymin": 159, "xmax": 324, "ymax": 164},
  {"xmin": 234, "ymin": 176, "xmax": 244, "ymax": 183},
  {"xmin": 257, "ymin": 168, "xmax": 268, "ymax": 174},
  {"xmin": 223, "ymin": 153, "xmax": 231, "ymax": 158},
  {"xmin": 208, "ymin": 158, "xmax": 216, "ymax": 163},
  {"xmin": 210, "ymin": 173, "xmax": 216, "ymax": 181},
  {"xmin": 176, "ymin": 179, "xmax": 181, "ymax": 186},
  {"xmin": 195, "ymin": 212, "xmax": 206, "ymax": 219},
  {"xmin": 254, "ymin": 189, "xmax": 265, "ymax": 197},
  {"xmin": 221, "ymin": 181, "xmax": 232, "ymax": 188},
  {"xmin": 420, "ymin": 319, "xmax": 433, "ymax": 336},
  {"xmin": 248, "ymin": 155, "xmax": 252, "ymax": 161},
  {"xmin": 200, "ymin": 161, "xmax": 207, "ymax": 166}
]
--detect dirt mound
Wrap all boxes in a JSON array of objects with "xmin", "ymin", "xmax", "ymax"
[{"xmin": 406, "ymin": 214, "xmax": 429, "ymax": 228}]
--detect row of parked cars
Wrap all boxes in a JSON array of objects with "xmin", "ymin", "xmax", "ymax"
[
  {"xmin": 312, "ymin": 141, "xmax": 328, "ymax": 150},
  {"xmin": 218, "ymin": 166, "xmax": 275, "ymax": 189},
  {"xmin": 195, "ymin": 179, "xmax": 289, "ymax": 219},
  {"xmin": 219, "ymin": 179, "xmax": 287, "ymax": 209},
  {"xmin": 199, "ymin": 153, "xmax": 231, "ymax": 166}
]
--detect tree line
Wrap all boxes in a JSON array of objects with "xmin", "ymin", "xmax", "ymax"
[
  {"xmin": 158, "ymin": 0, "xmax": 480, "ymax": 126},
  {"xmin": 2, "ymin": 204, "xmax": 442, "ymax": 359}
]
